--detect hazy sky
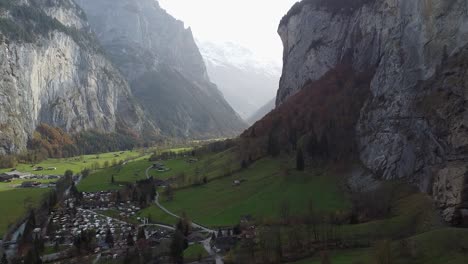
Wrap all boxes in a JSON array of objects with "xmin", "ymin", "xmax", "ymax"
[{"xmin": 158, "ymin": 0, "xmax": 298, "ymax": 63}]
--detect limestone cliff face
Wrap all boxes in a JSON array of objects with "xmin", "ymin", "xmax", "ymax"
[
  {"xmin": 0, "ymin": 0, "xmax": 153, "ymax": 154},
  {"xmin": 76, "ymin": 0, "xmax": 246, "ymax": 139},
  {"xmin": 278, "ymin": 0, "xmax": 468, "ymax": 223}
]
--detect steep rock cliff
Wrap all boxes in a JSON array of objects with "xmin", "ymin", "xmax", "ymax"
[
  {"xmin": 278, "ymin": 0, "xmax": 468, "ymax": 223},
  {"xmin": 0, "ymin": 0, "xmax": 154, "ymax": 154},
  {"xmin": 76, "ymin": 0, "xmax": 246, "ymax": 139}
]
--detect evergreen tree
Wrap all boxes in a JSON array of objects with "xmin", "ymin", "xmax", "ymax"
[
  {"xmin": 111, "ymin": 175, "xmax": 115, "ymax": 184},
  {"xmin": 170, "ymin": 230, "xmax": 186, "ymax": 264},
  {"xmin": 296, "ymin": 149, "xmax": 305, "ymax": 171},
  {"xmin": 105, "ymin": 229, "xmax": 114, "ymax": 248},
  {"xmin": 137, "ymin": 228, "xmax": 146, "ymax": 240},
  {"xmin": 126, "ymin": 233, "xmax": 135, "ymax": 246},
  {"xmin": 64, "ymin": 170, "xmax": 73, "ymax": 178},
  {"xmin": 1, "ymin": 253, "xmax": 7, "ymax": 264},
  {"xmin": 241, "ymin": 160, "xmax": 248, "ymax": 169},
  {"xmin": 267, "ymin": 132, "xmax": 280, "ymax": 157}
]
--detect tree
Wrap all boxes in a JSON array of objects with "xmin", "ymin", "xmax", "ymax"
[
  {"xmin": 163, "ymin": 185, "xmax": 174, "ymax": 201},
  {"xmin": 81, "ymin": 168, "xmax": 91, "ymax": 178},
  {"xmin": 64, "ymin": 170, "xmax": 73, "ymax": 178},
  {"xmin": 241, "ymin": 160, "xmax": 248, "ymax": 169},
  {"xmin": 104, "ymin": 160, "xmax": 110, "ymax": 168},
  {"xmin": 296, "ymin": 149, "xmax": 305, "ymax": 171},
  {"xmin": 306, "ymin": 199, "xmax": 320, "ymax": 242},
  {"xmin": 170, "ymin": 230, "xmax": 186, "ymax": 264},
  {"xmin": 320, "ymin": 251, "xmax": 331, "ymax": 264},
  {"xmin": 1, "ymin": 253, "xmax": 7, "ymax": 264},
  {"xmin": 267, "ymin": 132, "xmax": 280, "ymax": 157},
  {"xmin": 176, "ymin": 214, "xmax": 192, "ymax": 236},
  {"xmin": 373, "ymin": 240, "xmax": 394, "ymax": 264},
  {"xmin": 111, "ymin": 175, "xmax": 115, "ymax": 184},
  {"xmin": 105, "ymin": 229, "xmax": 114, "ymax": 248},
  {"xmin": 280, "ymin": 200, "xmax": 291, "ymax": 224},
  {"xmin": 137, "ymin": 228, "xmax": 146, "ymax": 240},
  {"xmin": 126, "ymin": 233, "xmax": 135, "ymax": 246},
  {"xmin": 24, "ymin": 248, "xmax": 41, "ymax": 264}
]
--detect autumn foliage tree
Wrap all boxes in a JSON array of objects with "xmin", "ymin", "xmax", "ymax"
[{"xmin": 240, "ymin": 64, "xmax": 373, "ymax": 163}]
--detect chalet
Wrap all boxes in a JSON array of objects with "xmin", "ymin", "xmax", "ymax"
[
  {"xmin": 154, "ymin": 179, "xmax": 166, "ymax": 187},
  {"xmin": 187, "ymin": 158, "xmax": 198, "ymax": 163},
  {"xmin": 187, "ymin": 232, "xmax": 206, "ymax": 243},
  {"xmin": 213, "ymin": 236, "xmax": 238, "ymax": 253},
  {"xmin": 47, "ymin": 167, "xmax": 57, "ymax": 171},
  {"xmin": 21, "ymin": 181, "xmax": 40, "ymax": 188},
  {"xmin": 153, "ymin": 162, "xmax": 164, "ymax": 169},
  {"xmin": 4, "ymin": 170, "xmax": 32, "ymax": 179}
]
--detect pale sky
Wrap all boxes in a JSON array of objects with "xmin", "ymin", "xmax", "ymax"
[{"xmin": 157, "ymin": 0, "xmax": 298, "ymax": 64}]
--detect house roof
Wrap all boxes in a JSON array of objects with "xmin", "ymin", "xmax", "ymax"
[{"xmin": 4, "ymin": 170, "xmax": 33, "ymax": 177}]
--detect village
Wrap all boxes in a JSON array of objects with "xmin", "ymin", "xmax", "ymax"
[{"xmin": 1, "ymin": 175, "xmax": 257, "ymax": 264}]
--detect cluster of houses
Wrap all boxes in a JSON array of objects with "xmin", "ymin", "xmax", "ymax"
[
  {"xmin": 0, "ymin": 170, "xmax": 61, "ymax": 189},
  {"xmin": 81, "ymin": 192, "xmax": 143, "ymax": 221},
  {"xmin": 37, "ymin": 194, "xmax": 176, "ymax": 263},
  {"xmin": 81, "ymin": 192, "xmax": 115, "ymax": 210},
  {"xmin": 48, "ymin": 206, "xmax": 134, "ymax": 246}
]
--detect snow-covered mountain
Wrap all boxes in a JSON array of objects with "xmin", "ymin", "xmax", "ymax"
[{"xmin": 197, "ymin": 41, "xmax": 281, "ymax": 120}]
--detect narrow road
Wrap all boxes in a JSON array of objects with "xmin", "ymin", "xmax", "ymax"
[
  {"xmin": 146, "ymin": 166, "xmax": 215, "ymax": 233},
  {"xmin": 146, "ymin": 166, "xmax": 224, "ymax": 264}
]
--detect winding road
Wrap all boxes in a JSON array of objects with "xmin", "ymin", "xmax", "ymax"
[{"xmin": 145, "ymin": 166, "xmax": 224, "ymax": 264}]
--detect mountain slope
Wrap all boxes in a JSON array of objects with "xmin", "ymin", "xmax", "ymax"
[
  {"xmin": 247, "ymin": 98, "xmax": 275, "ymax": 125},
  {"xmin": 198, "ymin": 41, "xmax": 281, "ymax": 120},
  {"xmin": 76, "ymin": 0, "xmax": 246, "ymax": 139},
  {"xmin": 0, "ymin": 0, "xmax": 154, "ymax": 155},
  {"xmin": 246, "ymin": 0, "xmax": 468, "ymax": 224}
]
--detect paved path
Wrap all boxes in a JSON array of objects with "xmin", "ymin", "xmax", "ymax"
[{"xmin": 146, "ymin": 166, "xmax": 223, "ymax": 264}]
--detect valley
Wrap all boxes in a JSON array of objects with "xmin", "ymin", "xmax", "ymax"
[
  {"xmin": 1, "ymin": 142, "xmax": 467, "ymax": 263},
  {"xmin": 1, "ymin": 0, "xmax": 468, "ymax": 263}
]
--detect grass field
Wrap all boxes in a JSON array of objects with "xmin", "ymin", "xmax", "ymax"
[
  {"xmin": 184, "ymin": 243, "xmax": 209, "ymax": 262},
  {"xmin": 403, "ymin": 228, "xmax": 468, "ymax": 264},
  {"xmin": 0, "ymin": 150, "xmax": 143, "ymax": 176},
  {"xmin": 290, "ymin": 228, "xmax": 468, "ymax": 264},
  {"xmin": 289, "ymin": 249, "xmax": 371, "ymax": 264},
  {"xmin": 77, "ymin": 157, "xmax": 152, "ymax": 192},
  {"xmin": 138, "ymin": 205, "xmax": 179, "ymax": 226},
  {"xmin": 155, "ymin": 157, "xmax": 350, "ymax": 227},
  {"xmin": 0, "ymin": 178, "xmax": 57, "ymax": 192},
  {"xmin": 78, "ymin": 148, "xmax": 239, "ymax": 193},
  {"xmin": 0, "ymin": 188, "xmax": 50, "ymax": 237}
]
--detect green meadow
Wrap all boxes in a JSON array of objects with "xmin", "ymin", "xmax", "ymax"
[
  {"xmin": 0, "ymin": 188, "xmax": 50, "ymax": 237},
  {"xmin": 184, "ymin": 243, "xmax": 209, "ymax": 262},
  {"xmin": 0, "ymin": 150, "xmax": 142, "ymax": 176},
  {"xmin": 155, "ymin": 157, "xmax": 350, "ymax": 227},
  {"xmin": 78, "ymin": 148, "xmax": 239, "ymax": 192}
]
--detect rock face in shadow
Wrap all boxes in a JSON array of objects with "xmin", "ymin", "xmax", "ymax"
[
  {"xmin": 0, "ymin": 0, "xmax": 153, "ymax": 154},
  {"xmin": 278, "ymin": 0, "xmax": 468, "ymax": 223},
  {"xmin": 76, "ymin": 0, "xmax": 246, "ymax": 139}
]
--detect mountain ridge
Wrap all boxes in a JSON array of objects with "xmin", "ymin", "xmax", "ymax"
[
  {"xmin": 198, "ymin": 40, "xmax": 280, "ymax": 119},
  {"xmin": 76, "ymin": 0, "xmax": 246, "ymax": 139},
  {"xmin": 0, "ymin": 0, "xmax": 156, "ymax": 155}
]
